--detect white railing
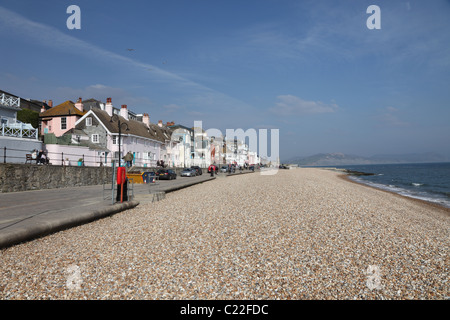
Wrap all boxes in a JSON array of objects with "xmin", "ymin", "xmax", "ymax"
[
  {"xmin": 1, "ymin": 123, "xmax": 38, "ymax": 140},
  {"xmin": 0, "ymin": 93, "xmax": 20, "ymax": 108}
]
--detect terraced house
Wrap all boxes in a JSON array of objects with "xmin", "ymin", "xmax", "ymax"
[
  {"xmin": 39, "ymin": 98, "xmax": 86, "ymax": 138},
  {"xmin": 40, "ymin": 97, "xmax": 179, "ymax": 167}
]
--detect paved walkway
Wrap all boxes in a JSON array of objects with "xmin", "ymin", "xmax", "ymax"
[{"xmin": 0, "ymin": 170, "xmax": 254, "ymax": 249}]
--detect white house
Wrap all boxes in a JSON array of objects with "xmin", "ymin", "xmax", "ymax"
[
  {"xmin": 0, "ymin": 92, "xmax": 42, "ymax": 163},
  {"xmin": 71, "ymin": 98, "xmax": 171, "ymax": 167}
]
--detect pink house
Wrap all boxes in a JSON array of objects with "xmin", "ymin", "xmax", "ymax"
[{"xmin": 39, "ymin": 98, "xmax": 86, "ymax": 137}]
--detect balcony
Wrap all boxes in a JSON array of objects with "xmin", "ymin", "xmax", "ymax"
[
  {"xmin": 0, "ymin": 93, "xmax": 21, "ymax": 108},
  {"xmin": 1, "ymin": 118, "xmax": 38, "ymax": 140}
]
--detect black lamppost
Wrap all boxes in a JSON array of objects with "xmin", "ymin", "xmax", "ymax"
[{"xmin": 110, "ymin": 114, "xmax": 129, "ymax": 167}]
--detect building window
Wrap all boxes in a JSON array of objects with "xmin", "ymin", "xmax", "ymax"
[
  {"xmin": 61, "ymin": 117, "xmax": 67, "ymax": 130},
  {"xmin": 92, "ymin": 134, "xmax": 99, "ymax": 143},
  {"xmin": 86, "ymin": 117, "xmax": 92, "ymax": 126},
  {"xmin": 112, "ymin": 135, "xmax": 122, "ymax": 145}
]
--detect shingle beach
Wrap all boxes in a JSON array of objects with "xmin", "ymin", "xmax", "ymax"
[{"xmin": 1, "ymin": 168, "xmax": 448, "ymax": 300}]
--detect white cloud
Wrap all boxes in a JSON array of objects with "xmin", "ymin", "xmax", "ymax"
[
  {"xmin": 0, "ymin": 5, "xmax": 254, "ymax": 112},
  {"xmin": 271, "ymin": 95, "xmax": 338, "ymax": 116}
]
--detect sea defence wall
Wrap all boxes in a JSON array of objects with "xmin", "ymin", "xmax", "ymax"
[
  {"xmin": 0, "ymin": 163, "xmax": 113, "ymax": 193},
  {"xmin": 0, "ymin": 164, "xmax": 192, "ymax": 193}
]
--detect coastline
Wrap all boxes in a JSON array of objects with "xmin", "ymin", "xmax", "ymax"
[{"xmin": 337, "ymin": 172, "xmax": 450, "ymax": 216}]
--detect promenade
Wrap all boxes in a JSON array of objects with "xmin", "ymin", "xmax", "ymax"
[{"xmin": 0, "ymin": 170, "xmax": 248, "ymax": 249}]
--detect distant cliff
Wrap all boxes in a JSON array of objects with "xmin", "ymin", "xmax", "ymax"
[{"xmin": 285, "ymin": 152, "xmax": 450, "ymax": 166}]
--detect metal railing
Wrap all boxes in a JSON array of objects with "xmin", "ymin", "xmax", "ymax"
[
  {"xmin": 1, "ymin": 146, "xmax": 186, "ymax": 168},
  {"xmin": 1, "ymin": 146, "xmax": 104, "ymax": 166},
  {"xmin": 1, "ymin": 124, "xmax": 38, "ymax": 140},
  {"xmin": 0, "ymin": 93, "xmax": 20, "ymax": 108}
]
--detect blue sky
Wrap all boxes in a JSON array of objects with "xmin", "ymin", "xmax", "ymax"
[{"xmin": 1, "ymin": 0, "xmax": 449, "ymax": 161}]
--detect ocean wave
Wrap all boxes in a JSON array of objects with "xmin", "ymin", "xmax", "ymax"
[
  {"xmin": 348, "ymin": 176, "xmax": 450, "ymax": 208},
  {"xmin": 412, "ymin": 183, "xmax": 423, "ymax": 187}
]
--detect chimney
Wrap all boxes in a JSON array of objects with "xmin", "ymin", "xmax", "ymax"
[
  {"xmin": 75, "ymin": 97, "xmax": 84, "ymax": 112},
  {"xmin": 48, "ymin": 100, "xmax": 53, "ymax": 108},
  {"xmin": 158, "ymin": 120, "xmax": 163, "ymax": 127},
  {"xmin": 120, "ymin": 105, "xmax": 129, "ymax": 120},
  {"xmin": 105, "ymin": 97, "xmax": 113, "ymax": 116},
  {"xmin": 142, "ymin": 113, "xmax": 150, "ymax": 127}
]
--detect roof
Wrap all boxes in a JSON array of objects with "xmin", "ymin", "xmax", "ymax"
[
  {"xmin": 0, "ymin": 89, "xmax": 51, "ymax": 112},
  {"xmin": 63, "ymin": 128, "xmax": 108, "ymax": 150},
  {"xmin": 39, "ymin": 100, "xmax": 86, "ymax": 117},
  {"xmin": 81, "ymin": 98, "xmax": 103, "ymax": 111},
  {"xmin": 87, "ymin": 109, "xmax": 174, "ymax": 143},
  {"xmin": 168, "ymin": 124, "xmax": 193, "ymax": 133}
]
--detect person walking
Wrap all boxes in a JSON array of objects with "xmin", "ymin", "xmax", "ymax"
[{"xmin": 123, "ymin": 152, "xmax": 134, "ymax": 168}]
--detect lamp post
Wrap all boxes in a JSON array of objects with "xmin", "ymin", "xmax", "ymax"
[
  {"xmin": 110, "ymin": 114, "xmax": 129, "ymax": 167},
  {"xmin": 179, "ymin": 136, "xmax": 186, "ymax": 168}
]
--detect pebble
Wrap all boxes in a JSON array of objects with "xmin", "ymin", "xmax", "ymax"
[{"xmin": 0, "ymin": 168, "xmax": 448, "ymax": 299}]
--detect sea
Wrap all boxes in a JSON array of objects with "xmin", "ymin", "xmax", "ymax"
[{"xmin": 334, "ymin": 162, "xmax": 450, "ymax": 208}]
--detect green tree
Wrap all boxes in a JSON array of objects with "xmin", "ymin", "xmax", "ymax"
[{"xmin": 17, "ymin": 109, "xmax": 39, "ymax": 128}]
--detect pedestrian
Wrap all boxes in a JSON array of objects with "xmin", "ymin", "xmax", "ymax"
[
  {"xmin": 37, "ymin": 150, "xmax": 44, "ymax": 164},
  {"xmin": 36, "ymin": 150, "xmax": 49, "ymax": 165},
  {"xmin": 41, "ymin": 151, "xmax": 49, "ymax": 165},
  {"xmin": 123, "ymin": 152, "xmax": 133, "ymax": 167},
  {"xmin": 31, "ymin": 149, "xmax": 38, "ymax": 163}
]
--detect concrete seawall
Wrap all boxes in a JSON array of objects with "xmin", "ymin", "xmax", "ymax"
[
  {"xmin": 0, "ymin": 164, "xmax": 207, "ymax": 193},
  {"xmin": 0, "ymin": 163, "xmax": 113, "ymax": 193}
]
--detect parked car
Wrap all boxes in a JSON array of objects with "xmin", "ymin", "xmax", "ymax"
[
  {"xmin": 157, "ymin": 169, "xmax": 177, "ymax": 180},
  {"xmin": 220, "ymin": 166, "xmax": 228, "ymax": 173},
  {"xmin": 191, "ymin": 166, "xmax": 203, "ymax": 175},
  {"xmin": 181, "ymin": 168, "xmax": 197, "ymax": 177}
]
